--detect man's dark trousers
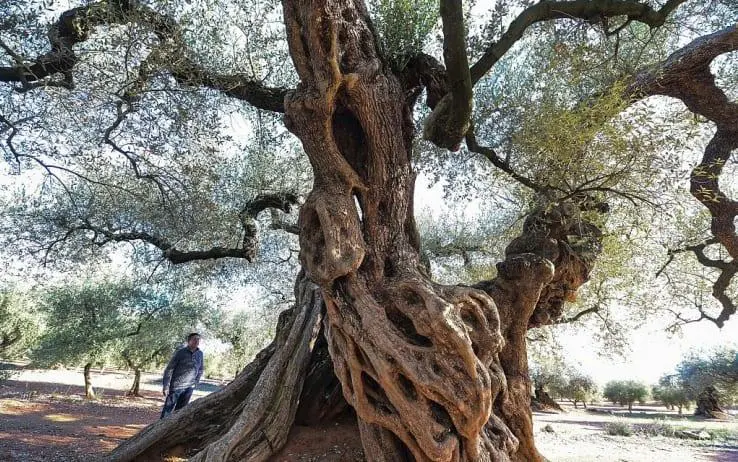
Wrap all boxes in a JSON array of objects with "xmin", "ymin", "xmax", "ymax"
[{"xmin": 160, "ymin": 387, "xmax": 194, "ymax": 419}]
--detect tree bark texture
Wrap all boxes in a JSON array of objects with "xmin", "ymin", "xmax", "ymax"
[
  {"xmin": 532, "ymin": 387, "xmax": 563, "ymax": 413},
  {"xmin": 280, "ymin": 0, "xmax": 604, "ymax": 460},
  {"xmin": 84, "ymin": 362, "xmax": 95, "ymax": 399},
  {"xmin": 282, "ymin": 0, "xmax": 514, "ymax": 458},
  {"xmin": 694, "ymin": 386, "xmax": 731, "ymax": 420},
  {"xmin": 127, "ymin": 367, "xmax": 141, "ymax": 397}
]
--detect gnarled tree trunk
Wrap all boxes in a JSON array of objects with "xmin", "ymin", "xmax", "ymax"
[
  {"xmin": 84, "ymin": 362, "xmax": 95, "ymax": 399},
  {"xmin": 277, "ymin": 0, "xmax": 603, "ymax": 460},
  {"xmin": 694, "ymin": 386, "xmax": 730, "ymax": 420},
  {"xmin": 127, "ymin": 367, "xmax": 142, "ymax": 397},
  {"xmin": 532, "ymin": 386, "xmax": 563, "ymax": 413},
  {"xmin": 280, "ymin": 0, "xmax": 522, "ymax": 458},
  {"xmin": 110, "ymin": 0, "xmax": 605, "ymax": 459}
]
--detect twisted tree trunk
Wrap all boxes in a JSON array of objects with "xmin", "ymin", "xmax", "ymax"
[
  {"xmin": 84, "ymin": 362, "xmax": 95, "ymax": 399},
  {"xmin": 280, "ymin": 0, "xmax": 519, "ymax": 457},
  {"xmin": 694, "ymin": 386, "xmax": 730, "ymax": 420},
  {"xmin": 532, "ymin": 386, "xmax": 563, "ymax": 413},
  {"xmin": 111, "ymin": 0, "xmax": 605, "ymax": 459},
  {"xmin": 278, "ymin": 1, "xmax": 603, "ymax": 460},
  {"xmin": 127, "ymin": 367, "xmax": 142, "ymax": 397}
]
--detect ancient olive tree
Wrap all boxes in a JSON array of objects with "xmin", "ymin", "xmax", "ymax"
[
  {"xmin": 1, "ymin": 0, "xmax": 738, "ymax": 461},
  {"xmin": 676, "ymin": 346, "xmax": 738, "ymax": 419}
]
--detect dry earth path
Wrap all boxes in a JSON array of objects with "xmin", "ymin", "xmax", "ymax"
[{"xmin": 1, "ymin": 365, "xmax": 736, "ymax": 461}]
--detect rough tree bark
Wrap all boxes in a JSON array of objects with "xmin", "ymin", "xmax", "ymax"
[
  {"xmin": 83, "ymin": 362, "xmax": 95, "ymax": 399},
  {"xmin": 280, "ymin": 0, "xmax": 524, "ymax": 458},
  {"xmin": 277, "ymin": 0, "xmax": 607, "ymax": 459},
  {"xmin": 694, "ymin": 386, "xmax": 731, "ymax": 420}
]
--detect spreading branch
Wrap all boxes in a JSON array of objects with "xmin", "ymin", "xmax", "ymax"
[
  {"xmin": 50, "ymin": 192, "xmax": 298, "ymax": 265},
  {"xmin": 626, "ymin": 25, "xmax": 738, "ymax": 327},
  {"xmin": 658, "ymin": 238, "xmax": 737, "ymax": 328},
  {"xmin": 67, "ymin": 220, "xmax": 256, "ymax": 264},
  {"xmin": 554, "ymin": 305, "xmax": 600, "ymax": 325},
  {"xmin": 0, "ymin": 1, "xmax": 289, "ymax": 112},
  {"xmin": 465, "ymin": 126, "xmax": 545, "ymax": 192},
  {"xmin": 470, "ymin": 0, "xmax": 688, "ymax": 84},
  {"xmin": 421, "ymin": 0, "xmax": 688, "ymax": 155},
  {"xmin": 422, "ymin": 0, "xmax": 473, "ymax": 150},
  {"xmin": 628, "ymin": 25, "xmax": 738, "ymax": 259}
]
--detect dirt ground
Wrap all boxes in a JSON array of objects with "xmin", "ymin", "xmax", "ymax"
[
  {"xmin": 533, "ymin": 405, "xmax": 738, "ymax": 462},
  {"xmin": 1, "ymin": 364, "xmax": 736, "ymax": 461}
]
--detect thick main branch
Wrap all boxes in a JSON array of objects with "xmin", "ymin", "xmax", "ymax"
[
  {"xmin": 0, "ymin": 0, "xmax": 289, "ymax": 112},
  {"xmin": 470, "ymin": 0, "xmax": 687, "ymax": 84},
  {"xmin": 629, "ymin": 25, "xmax": 738, "ymax": 326}
]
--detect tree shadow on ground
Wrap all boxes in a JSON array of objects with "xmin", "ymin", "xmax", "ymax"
[
  {"xmin": 535, "ymin": 417, "xmax": 609, "ymax": 431},
  {"xmin": 143, "ymin": 376, "xmax": 224, "ymax": 393},
  {"xmin": 0, "ymin": 391, "xmax": 160, "ymax": 462},
  {"xmin": 0, "ymin": 379, "xmax": 165, "ymax": 400},
  {"xmin": 0, "ymin": 361, "xmax": 28, "ymax": 371},
  {"xmin": 585, "ymin": 407, "xmax": 706, "ymax": 421},
  {"xmin": 708, "ymin": 447, "xmax": 738, "ymax": 461}
]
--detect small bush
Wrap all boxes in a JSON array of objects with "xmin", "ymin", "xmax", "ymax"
[
  {"xmin": 709, "ymin": 428, "xmax": 738, "ymax": 441},
  {"xmin": 605, "ymin": 421, "xmax": 633, "ymax": 436},
  {"xmin": 633, "ymin": 420, "xmax": 676, "ymax": 437}
]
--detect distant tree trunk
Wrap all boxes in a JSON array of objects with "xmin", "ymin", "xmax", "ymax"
[
  {"xmin": 0, "ymin": 327, "xmax": 22, "ymax": 355},
  {"xmin": 83, "ymin": 362, "xmax": 95, "ymax": 399},
  {"xmin": 677, "ymin": 405, "xmax": 682, "ymax": 415},
  {"xmin": 573, "ymin": 400, "xmax": 578, "ymax": 409},
  {"xmin": 126, "ymin": 367, "xmax": 141, "ymax": 397},
  {"xmin": 695, "ymin": 386, "xmax": 730, "ymax": 419},
  {"xmin": 627, "ymin": 402, "xmax": 632, "ymax": 413},
  {"xmin": 582, "ymin": 401, "xmax": 587, "ymax": 409},
  {"xmin": 532, "ymin": 386, "xmax": 564, "ymax": 412}
]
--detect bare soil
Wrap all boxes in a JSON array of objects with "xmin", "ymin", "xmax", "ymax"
[
  {"xmin": 533, "ymin": 404, "xmax": 738, "ymax": 462},
  {"xmin": 1, "ymin": 365, "xmax": 736, "ymax": 461}
]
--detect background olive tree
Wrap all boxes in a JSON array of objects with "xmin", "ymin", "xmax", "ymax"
[{"xmin": 603, "ymin": 380, "xmax": 649, "ymax": 412}]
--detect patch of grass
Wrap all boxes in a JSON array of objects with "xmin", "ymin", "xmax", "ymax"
[
  {"xmin": 605, "ymin": 420, "xmax": 633, "ymax": 436},
  {"xmin": 709, "ymin": 427, "xmax": 738, "ymax": 441}
]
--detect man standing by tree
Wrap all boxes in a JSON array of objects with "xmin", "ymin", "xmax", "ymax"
[{"xmin": 160, "ymin": 333, "xmax": 204, "ymax": 419}]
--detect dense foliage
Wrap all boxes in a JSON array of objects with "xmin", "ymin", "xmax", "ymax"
[
  {"xmin": 0, "ymin": 288, "xmax": 43, "ymax": 359},
  {"xmin": 603, "ymin": 380, "xmax": 649, "ymax": 411}
]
